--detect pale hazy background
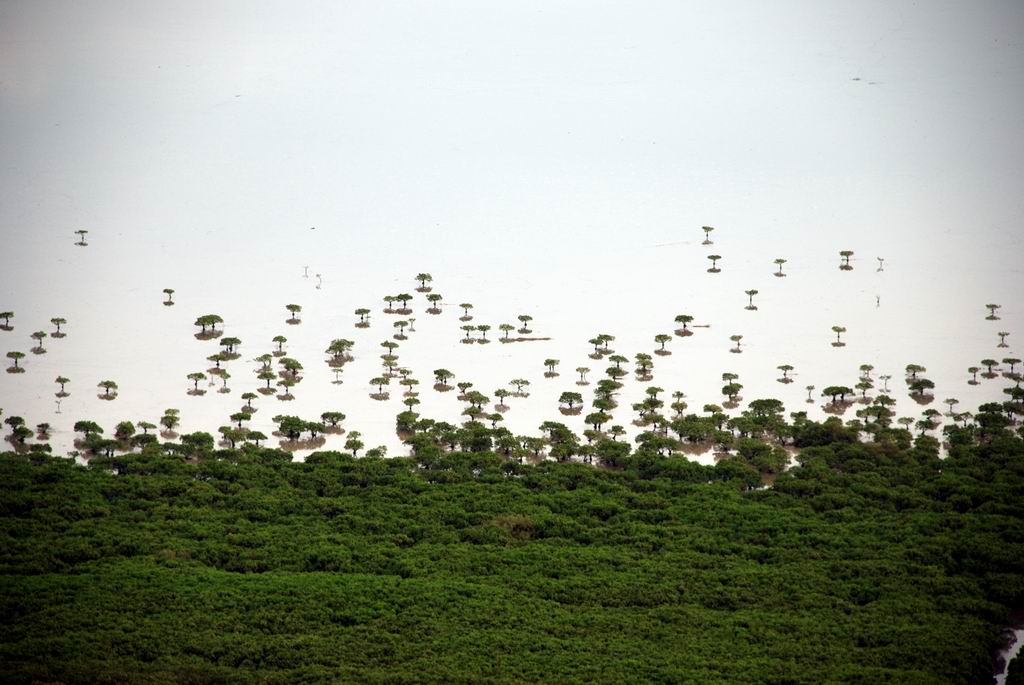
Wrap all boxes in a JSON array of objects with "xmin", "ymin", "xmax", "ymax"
[{"xmin": 1, "ymin": 1, "xmax": 1022, "ymax": 456}]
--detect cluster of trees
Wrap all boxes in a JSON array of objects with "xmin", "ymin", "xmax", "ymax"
[{"xmin": 1, "ymin": 405, "xmax": 1022, "ymax": 682}]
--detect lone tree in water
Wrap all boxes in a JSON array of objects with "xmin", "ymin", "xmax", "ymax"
[
  {"xmin": 187, "ymin": 372, "xmax": 207, "ymax": 391},
  {"xmin": 499, "ymin": 323, "xmax": 515, "ymax": 340},
  {"xmin": 30, "ymin": 331, "xmax": 47, "ymax": 353},
  {"xmin": 162, "ymin": 288, "xmax": 175, "ymax": 306},
  {"xmin": 415, "ymin": 273, "xmax": 433, "ymax": 290},
  {"xmin": 839, "ymin": 250, "xmax": 854, "ymax": 270},
  {"xmin": 831, "ymin": 326, "xmax": 847, "ymax": 347},
  {"xmin": 777, "ymin": 364, "xmax": 794, "ymax": 382},
  {"xmin": 702, "ymin": 226, "xmax": 714, "ymax": 244},
  {"xmin": 55, "ymin": 376, "xmax": 70, "ymax": 396},
  {"xmin": 6, "ymin": 351, "xmax": 25, "ymax": 371},
  {"xmin": 576, "ymin": 367, "xmax": 590, "ymax": 384},
  {"xmin": 654, "ymin": 333, "xmax": 672, "ymax": 352},
  {"xmin": 729, "ymin": 334, "xmax": 743, "ymax": 353},
  {"xmin": 518, "ymin": 315, "xmax": 533, "ymax": 334},
  {"xmin": 905, "ymin": 364, "xmax": 926, "ymax": 380},
  {"xmin": 774, "ymin": 258, "xmax": 787, "ymax": 277},
  {"xmin": 544, "ymin": 359, "xmax": 560, "ymax": 376},
  {"xmin": 354, "ymin": 308, "xmax": 370, "ymax": 325},
  {"xmin": 272, "ymin": 335, "xmax": 287, "ymax": 353},
  {"xmin": 707, "ymin": 255, "xmax": 722, "ymax": 273},
  {"xmin": 98, "ymin": 380, "xmax": 118, "ymax": 398},
  {"xmin": 967, "ymin": 366, "xmax": 980, "ymax": 384},
  {"xmin": 50, "ymin": 317, "xmax": 67, "ymax": 337},
  {"xmin": 985, "ymin": 303, "xmax": 1001, "ymax": 320},
  {"xmin": 75, "ymin": 229, "xmax": 88, "ymax": 246},
  {"xmin": 998, "ymin": 331, "xmax": 1010, "ymax": 347},
  {"xmin": 426, "ymin": 293, "xmax": 442, "ymax": 313},
  {"xmin": 674, "ymin": 314, "xmax": 694, "ymax": 335},
  {"xmin": 459, "ymin": 303, "xmax": 474, "ymax": 320},
  {"xmin": 744, "ymin": 289, "xmax": 758, "ymax": 310},
  {"xmin": 0, "ymin": 311, "xmax": 12, "ymax": 329},
  {"xmin": 285, "ymin": 304, "xmax": 302, "ymax": 323}
]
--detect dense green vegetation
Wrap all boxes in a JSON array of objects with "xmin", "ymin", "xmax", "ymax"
[{"xmin": 2, "ymin": 414, "xmax": 1023, "ymax": 683}]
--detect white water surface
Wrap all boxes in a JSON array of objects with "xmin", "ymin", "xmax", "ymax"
[{"xmin": 1, "ymin": 1, "xmax": 1021, "ymax": 457}]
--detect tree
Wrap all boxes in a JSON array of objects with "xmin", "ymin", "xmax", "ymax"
[
  {"xmin": 0, "ymin": 311, "xmax": 13, "ymax": 328},
  {"xmin": 608, "ymin": 355, "xmax": 628, "ymax": 369},
  {"xmin": 744, "ymin": 290, "xmax": 758, "ymax": 310},
  {"xmin": 98, "ymin": 380, "xmax": 118, "ymax": 397},
  {"xmin": 777, "ymin": 364, "xmax": 793, "ymax": 381},
  {"xmin": 517, "ymin": 315, "xmax": 533, "ymax": 333},
  {"xmin": 839, "ymin": 250, "xmax": 854, "ymax": 270},
  {"xmin": 30, "ymin": 331, "xmax": 47, "ymax": 352},
  {"xmin": 494, "ymin": 388, "xmax": 511, "ymax": 407},
  {"xmin": 230, "ymin": 412, "xmax": 250, "ymax": 429},
  {"xmin": 773, "ymin": 258, "xmax": 787, "ymax": 277},
  {"xmin": 187, "ymin": 372, "xmax": 206, "ymax": 391},
  {"xmin": 499, "ymin": 323, "xmax": 515, "ymax": 340},
  {"xmin": 576, "ymin": 367, "xmax": 590, "ymax": 384},
  {"xmin": 1004, "ymin": 358, "xmax": 1021, "ymax": 374},
  {"xmin": 73, "ymin": 420, "xmax": 103, "ymax": 436},
  {"xmin": 997, "ymin": 331, "xmax": 1010, "ymax": 347},
  {"xmin": 325, "ymin": 339, "xmax": 354, "ymax": 364},
  {"xmin": 50, "ymin": 317, "xmax": 67, "ymax": 337},
  {"xmin": 416, "ymin": 273, "xmax": 433, "ymax": 289},
  {"xmin": 674, "ymin": 314, "xmax": 694, "ymax": 334},
  {"xmin": 393, "ymin": 320, "xmax": 409, "ymax": 337},
  {"xmin": 459, "ymin": 303, "xmax": 474, "ymax": 319},
  {"xmin": 457, "ymin": 381, "xmax": 474, "ymax": 396},
  {"xmin": 272, "ymin": 335, "xmax": 287, "ymax": 353},
  {"xmin": 821, "ymin": 385, "xmax": 852, "ymax": 404},
  {"xmin": 74, "ymin": 229, "xmax": 89, "ymax": 245},
  {"xmin": 247, "ymin": 431, "xmax": 267, "ymax": 447},
  {"xmin": 905, "ymin": 364, "xmax": 926, "ymax": 379},
  {"xmin": 434, "ymin": 368, "xmax": 454, "ymax": 386},
  {"xmin": 559, "ymin": 391, "xmax": 583, "ymax": 410},
  {"xmin": 968, "ymin": 366, "xmax": 980, "ymax": 383},
  {"xmin": 426, "ymin": 293, "xmax": 442, "ymax": 312},
  {"xmin": 831, "ymin": 326, "xmax": 847, "ymax": 346},
  {"xmin": 511, "ymin": 378, "xmax": 530, "ymax": 394},
  {"xmin": 194, "ymin": 314, "xmax": 223, "ymax": 334},
  {"xmin": 6, "ymin": 351, "xmax": 24, "ymax": 370},
  {"xmin": 460, "ymin": 324, "xmax": 475, "ymax": 342},
  {"xmin": 162, "ymin": 288, "xmax": 175, "ymax": 305},
  {"xmin": 806, "ymin": 385, "xmax": 815, "ymax": 402},
  {"xmin": 285, "ymin": 304, "xmax": 302, "ymax": 322},
  {"xmin": 859, "ymin": 364, "xmax": 874, "ymax": 379},
  {"xmin": 544, "ymin": 359, "xmax": 560, "ymax": 375},
  {"xmin": 729, "ymin": 334, "xmax": 743, "ymax": 352},
  {"xmin": 395, "ymin": 293, "xmax": 413, "ymax": 311},
  {"xmin": 355, "ymin": 308, "xmax": 371, "ymax": 324},
  {"xmin": 722, "ymin": 382, "xmax": 743, "ymax": 402},
  {"xmin": 370, "ymin": 376, "xmax": 389, "ymax": 394},
  {"xmin": 654, "ymin": 333, "xmax": 672, "ymax": 351},
  {"xmin": 707, "ymin": 255, "xmax": 721, "ymax": 272},
  {"xmin": 55, "ymin": 376, "xmax": 70, "ymax": 395},
  {"xmin": 345, "ymin": 431, "xmax": 364, "ymax": 456},
  {"xmin": 701, "ymin": 225, "xmax": 714, "ymax": 244},
  {"xmin": 160, "ymin": 412, "xmax": 180, "ymax": 433},
  {"xmin": 985, "ymin": 303, "xmax": 1001, "ymax": 320},
  {"xmin": 321, "ymin": 411, "xmax": 345, "ymax": 427},
  {"xmin": 476, "ymin": 324, "xmax": 491, "ymax": 340},
  {"xmin": 981, "ymin": 358, "xmax": 999, "ymax": 375},
  {"xmin": 585, "ymin": 411, "xmax": 611, "ymax": 431},
  {"xmin": 909, "ymin": 378, "xmax": 935, "ymax": 398},
  {"xmin": 115, "ymin": 421, "xmax": 136, "ymax": 442}
]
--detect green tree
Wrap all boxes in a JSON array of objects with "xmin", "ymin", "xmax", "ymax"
[
  {"xmin": 517, "ymin": 315, "xmax": 533, "ymax": 333},
  {"xmin": 544, "ymin": 359, "xmax": 560, "ymax": 375},
  {"xmin": 822, "ymin": 385, "xmax": 853, "ymax": 404},
  {"xmin": 355, "ymin": 308, "xmax": 371, "ymax": 324},
  {"xmin": 744, "ymin": 289, "xmax": 758, "ymax": 310},
  {"xmin": 55, "ymin": 376, "xmax": 70, "ymax": 395},
  {"xmin": 50, "ymin": 317, "xmax": 67, "ymax": 337},
  {"xmin": 654, "ymin": 333, "xmax": 672, "ymax": 351},
  {"xmin": 707, "ymin": 254, "xmax": 722, "ymax": 272},
  {"xmin": 839, "ymin": 250, "xmax": 854, "ymax": 269},
  {"xmin": 416, "ymin": 273, "xmax": 433, "ymax": 289},
  {"xmin": 344, "ymin": 431, "xmax": 364, "ymax": 456},
  {"xmin": 499, "ymin": 323, "xmax": 515, "ymax": 340},
  {"xmin": 729, "ymin": 334, "xmax": 743, "ymax": 352},
  {"xmin": 576, "ymin": 367, "xmax": 590, "ymax": 383},
  {"xmin": 285, "ymin": 304, "xmax": 302, "ymax": 322},
  {"xmin": 162, "ymin": 288, "xmax": 175, "ymax": 305},
  {"xmin": 831, "ymin": 326, "xmax": 847, "ymax": 346},
  {"xmin": 702, "ymin": 225, "xmax": 714, "ymax": 244},
  {"xmin": 6, "ymin": 350, "xmax": 25, "ymax": 370},
  {"xmin": 476, "ymin": 324, "xmax": 491, "ymax": 340},
  {"xmin": 426, "ymin": 293, "xmax": 442, "ymax": 312},
  {"xmin": 773, "ymin": 258, "xmax": 787, "ymax": 277},
  {"xmin": 187, "ymin": 372, "xmax": 206, "ymax": 391},
  {"xmin": 321, "ymin": 411, "xmax": 346, "ymax": 427},
  {"xmin": 30, "ymin": 331, "xmax": 47, "ymax": 352},
  {"xmin": 905, "ymin": 364, "xmax": 926, "ymax": 379},
  {"xmin": 985, "ymin": 303, "xmax": 1001, "ymax": 320},
  {"xmin": 0, "ymin": 311, "xmax": 13, "ymax": 328},
  {"xmin": 194, "ymin": 314, "xmax": 223, "ymax": 334},
  {"xmin": 459, "ymin": 303, "xmax": 474, "ymax": 318},
  {"xmin": 559, "ymin": 391, "xmax": 583, "ymax": 410},
  {"xmin": 674, "ymin": 314, "xmax": 694, "ymax": 334},
  {"xmin": 98, "ymin": 380, "xmax": 118, "ymax": 397}
]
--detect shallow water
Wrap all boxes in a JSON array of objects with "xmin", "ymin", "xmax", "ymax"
[{"xmin": 0, "ymin": 1, "xmax": 1021, "ymax": 458}]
